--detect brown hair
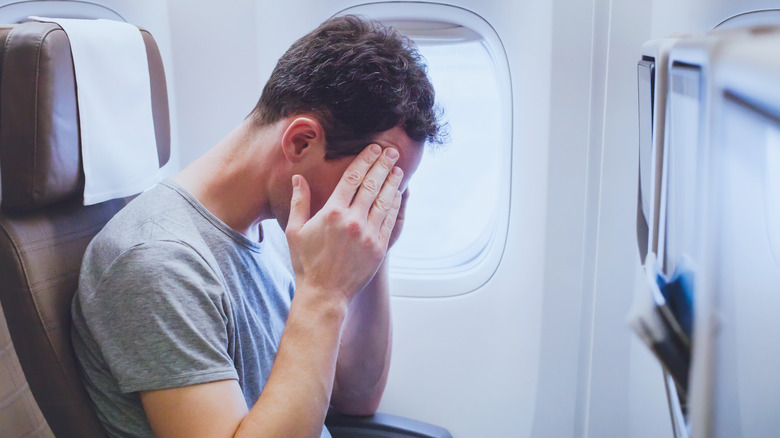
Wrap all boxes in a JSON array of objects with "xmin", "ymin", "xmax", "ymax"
[{"xmin": 250, "ymin": 15, "xmax": 444, "ymax": 159}]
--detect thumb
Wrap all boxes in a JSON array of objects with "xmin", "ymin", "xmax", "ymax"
[{"xmin": 287, "ymin": 174, "xmax": 311, "ymax": 232}]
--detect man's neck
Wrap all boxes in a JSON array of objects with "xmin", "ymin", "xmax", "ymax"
[{"xmin": 171, "ymin": 119, "xmax": 279, "ymax": 239}]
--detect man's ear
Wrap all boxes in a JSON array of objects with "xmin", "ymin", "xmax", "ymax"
[{"xmin": 280, "ymin": 116, "xmax": 325, "ymax": 163}]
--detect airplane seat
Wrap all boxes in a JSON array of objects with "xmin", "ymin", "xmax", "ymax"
[
  {"xmin": 0, "ymin": 21, "xmax": 170, "ymax": 437},
  {"xmin": 0, "ymin": 300, "xmax": 53, "ymax": 437}
]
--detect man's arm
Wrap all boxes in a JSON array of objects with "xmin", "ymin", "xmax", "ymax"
[
  {"xmin": 331, "ymin": 259, "xmax": 393, "ymax": 415},
  {"xmin": 331, "ymin": 189, "xmax": 410, "ymax": 415},
  {"xmin": 142, "ymin": 283, "xmax": 349, "ymax": 438},
  {"xmin": 141, "ymin": 144, "xmax": 403, "ymax": 438}
]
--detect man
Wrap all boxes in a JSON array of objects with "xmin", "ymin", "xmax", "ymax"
[{"xmin": 71, "ymin": 14, "xmax": 443, "ymax": 438}]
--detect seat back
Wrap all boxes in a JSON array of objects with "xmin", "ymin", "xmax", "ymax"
[{"xmin": 0, "ymin": 21, "xmax": 171, "ymax": 437}]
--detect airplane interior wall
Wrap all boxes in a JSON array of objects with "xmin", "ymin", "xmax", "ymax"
[{"xmin": 4, "ymin": 0, "xmax": 776, "ymax": 436}]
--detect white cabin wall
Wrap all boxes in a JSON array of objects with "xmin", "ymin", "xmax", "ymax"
[
  {"xmin": 576, "ymin": 0, "xmax": 663, "ymax": 436},
  {"xmin": 530, "ymin": 0, "xmax": 674, "ymax": 436},
  {"xmin": 166, "ymin": 0, "xmax": 262, "ymax": 167},
  {"xmin": 529, "ymin": 0, "xmax": 596, "ymax": 436}
]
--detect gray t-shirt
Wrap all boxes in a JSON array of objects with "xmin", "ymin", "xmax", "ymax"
[{"xmin": 71, "ymin": 179, "xmax": 329, "ymax": 437}]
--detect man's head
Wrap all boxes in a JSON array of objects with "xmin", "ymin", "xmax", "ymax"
[{"xmin": 249, "ymin": 15, "xmax": 444, "ymax": 159}]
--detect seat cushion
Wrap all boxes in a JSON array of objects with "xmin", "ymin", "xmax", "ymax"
[{"xmin": 0, "ymin": 197, "xmax": 129, "ymax": 437}]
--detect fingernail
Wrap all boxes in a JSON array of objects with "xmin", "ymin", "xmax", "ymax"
[
  {"xmin": 385, "ymin": 148, "xmax": 399, "ymax": 159},
  {"xmin": 292, "ymin": 175, "xmax": 299, "ymax": 188},
  {"xmin": 392, "ymin": 166, "xmax": 403, "ymax": 177},
  {"xmin": 369, "ymin": 144, "xmax": 382, "ymax": 155}
]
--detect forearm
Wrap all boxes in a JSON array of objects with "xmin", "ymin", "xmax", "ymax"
[
  {"xmin": 236, "ymin": 285, "xmax": 347, "ymax": 438},
  {"xmin": 331, "ymin": 259, "xmax": 393, "ymax": 415},
  {"xmin": 271, "ymin": 144, "xmax": 401, "ymax": 422}
]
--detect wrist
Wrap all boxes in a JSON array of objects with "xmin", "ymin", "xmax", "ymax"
[{"xmin": 293, "ymin": 280, "xmax": 350, "ymax": 323}]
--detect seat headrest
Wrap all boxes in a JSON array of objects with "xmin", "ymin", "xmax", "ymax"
[{"xmin": 0, "ymin": 21, "xmax": 170, "ymax": 213}]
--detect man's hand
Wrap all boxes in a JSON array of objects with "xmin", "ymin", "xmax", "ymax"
[{"xmin": 285, "ymin": 144, "xmax": 403, "ymax": 305}]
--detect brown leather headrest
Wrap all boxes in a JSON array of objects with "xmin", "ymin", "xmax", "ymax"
[{"xmin": 0, "ymin": 21, "xmax": 170, "ymax": 213}]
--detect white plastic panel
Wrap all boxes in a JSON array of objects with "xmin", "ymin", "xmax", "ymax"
[
  {"xmin": 685, "ymin": 28, "xmax": 780, "ymax": 438},
  {"xmin": 706, "ymin": 96, "xmax": 780, "ymax": 438}
]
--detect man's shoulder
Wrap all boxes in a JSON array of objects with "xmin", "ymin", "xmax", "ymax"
[{"xmin": 83, "ymin": 183, "xmax": 214, "ymax": 281}]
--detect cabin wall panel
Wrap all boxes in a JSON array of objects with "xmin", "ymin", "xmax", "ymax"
[
  {"xmin": 581, "ymin": 0, "xmax": 653, "ymax": 435},
  {"xmin": 167, "ymin": 0, "xmax": 261, "ymax": 167},
  {"xmin": 574, "ymin": 0, "xmax": 679, "ymax": 437},
  {"xmin": 528, "ymin": 0, "xmax": 596, "ymax": 436}
]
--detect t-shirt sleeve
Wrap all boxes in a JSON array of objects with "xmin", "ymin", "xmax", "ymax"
[{"xmin": 80, "ymin": 240, "xmax": 237, "ymax": 393}]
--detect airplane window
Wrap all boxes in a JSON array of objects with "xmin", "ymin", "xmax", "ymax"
[
  {"xmin": 390, "ymin": 40, "xmax": 502, "ymax": 269},
  {"xmin": 336, "ymin": 3, "xmax": 512, "ymax": 297}
]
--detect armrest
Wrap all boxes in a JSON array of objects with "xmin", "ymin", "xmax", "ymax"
[{"xmin": 325, "ymin": 410, "xmax": 452, "ymax": 438}]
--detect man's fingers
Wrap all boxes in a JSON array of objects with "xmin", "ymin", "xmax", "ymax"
[
  {"xmin": 286, "ymin": 174, "xmax": 311, "ymax": 232},
  {"xmin": 387, "ymin": 188, "xmax": 410, "ymax": 248},
  {"xmin": 352, "ymin": 147, "xmax": 400, "ymax": 215},
  {"xmin": 367, "ymin": 166, "xmax": 404, "ymax": 232},
  {"xmin": 378, "ymin": 190, "xmax": 403, "ymax": 245},
  {"xmin": 327, "ymin": 144, "xmax": 383, "ymax": 207}
]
